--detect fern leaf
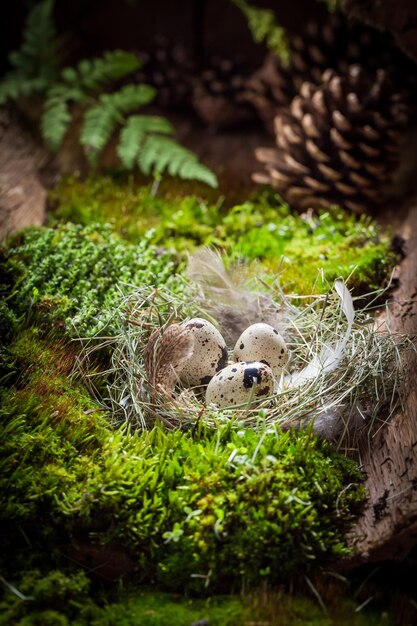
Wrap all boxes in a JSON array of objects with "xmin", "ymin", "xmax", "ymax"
[
  {"xmin": 138, "ymin": 136, "xmax": 218, "ymax": 188},
  {"xmin": 45, "ymin": 83, "xmax": 86, "ymax": 104},
  {"xmin": 60, "ymin": 67, "xmax": 79, "ymax": 84},
  {"xmin": 80, "ymin": 85, "xmax": 157, "ymax": 161},
  {"xmin": 80, "ymin": 106, "xmax": 121, "ymax": 160},
  {"xmin": 0, "ymin": 75, "xmax": 47, "ymax": 105},
  {"xmin": 41, "ymin": 85, "xmax": 85, "ymax": 150},
  {"xmin": 74, "ymin": 51, "xmax": 142, "ymax": 91},
  {"xmin": 41, "ymin": 98, "xmax": 71, "ymax": 151},
  {"xmin": 137, "ymin": 136, "xmax": 161, "ymax": 175},
  {"xmin": 10, "ymin": 0, "xmax": 59, "ymax": 81},
  {"xmin": 117, "ymin": 115, "xmax": 174, "ymax": 169},
  {"xmin": 100, "ymin": 84, "xmax": 156, "ymax": 113},
  {"xmin": 231, "ymin": 0, "xmax": 290, "ymax": 64}
]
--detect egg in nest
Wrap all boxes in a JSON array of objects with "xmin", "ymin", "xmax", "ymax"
[
  {"xmin": 205, "ymin": 361, "xmax": 274, "ymax": 408},
  {"xmin": 233, "ymin": 323, "xmax": 289, "ymax": 379},
  {"xmin": 179, "ymin": 318, "xmax": 228, "ymax": 387}
]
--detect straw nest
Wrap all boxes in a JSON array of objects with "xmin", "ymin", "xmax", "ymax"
[{"xmin": 77, "ymin": 263, "xmax": 415, "ymax": 450}]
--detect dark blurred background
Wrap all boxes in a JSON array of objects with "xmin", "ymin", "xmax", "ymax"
[{"xmin": 1, "ymin": 0, "xmax": 324, "ymax": 75}]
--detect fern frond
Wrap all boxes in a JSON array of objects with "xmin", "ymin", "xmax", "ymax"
[
  {"xmin": 41, "ymin": 98, "xmax": 71, "ymax": 151},
  {"xmin": 0, "ymin": 75, "xmax": 47, "ymax": 105},
  {"xmin": 138, "ymin": 136, "xmax": 218, "ymax": 187},
  {"xmin": 231, "ymin": 0, "xmax": 290, "ymax": 64},
  {"xmin": 73, "ymin": 51, "xmax": 141, "ymax": 91},
  {"xmin": 101, "ymin": 84, "xmax": 156, "ymax": 113},
  {"xmin": 80, "ymin": 106, "xmax": 121, "ymax": 160},
  {"xmin": 41, "ymin": 85, "xmax": 85, "ymax": 150},
  {"xmin": 80, "ymin": 85, "xmax": 157, "ymax": 161},
  {"xmin": 117, "ymin": 115, "xmax": 174, "ymax": 169},
  {"xmin": 9, "ymin": 0, "xmax": 59, "ymax": 81}
]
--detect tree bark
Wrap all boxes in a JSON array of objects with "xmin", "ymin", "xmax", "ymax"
[
  {"xmin": 0, "ymin": 109, "xmax": 47, "ymax": 240},
  {"xmin": 348, "ymin": 200, "xmax": 417, "ymax": 563}
]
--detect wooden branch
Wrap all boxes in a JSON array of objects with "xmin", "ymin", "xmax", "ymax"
[{"xmin": 348, "ymin": 200, "xmax": 417, "ymax": 563}]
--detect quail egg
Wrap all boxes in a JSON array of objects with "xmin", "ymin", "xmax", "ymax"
[
  {"xmin": 233, "ymin": 323, "xmax": 289, "ymax": 379},
  {"xmin": 205, "ymin": 361, "xmax": 274, "ymax": 408},
  {"xmin": 179, "ymin": 318, "xmax": 228, "ymax": 387}
]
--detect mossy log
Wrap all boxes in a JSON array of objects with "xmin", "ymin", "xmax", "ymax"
[{"xmin": 348, "ymin": 199, "xmax": 417, "ymax": 563}]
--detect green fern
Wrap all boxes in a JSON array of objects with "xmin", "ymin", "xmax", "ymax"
[
  {"xmin": 0, "ymin": 76, "xmax": 46, "ymax": 105},
  {"xmin": 8, "ymin": 0, "xmax": 59, "ymax": 82},
  {"xmin": 0, "ymin": 3, "xmax": 217, "ymax": 187},
  {"xmin": 138, "ymin": 135, "xmax": 218, "ymax": 187},
  {"xmin": 41, "ymin": 96, "xmax": 71, "ymax": 152},
  {"xmin": 40, "ymin": 53, "xmax": 142, "ymax": 151},
  {"xmin": 80, "ymin": 85, "xmax": 156, "ymax": 160},
  {"xmin": 232, "ymin": 0, "xmax": 290, "ymax": 64},
  {"xmin": 41, "ymin": 85, "xmax": 85, "ymax": 151},
  {"xmin": 0, "ymin": 0, "xmax": 59, "ymax": 105},
  {"xmin": 117, "ymin": 115, "xmax": 218, "ymax": 187},
  {"xmin": 117, "ymin": 115, "xmax": 174, "ymax": 168},
  {"xmin": 68, "ymin": 50, "xmax": 141, "ymax": 91}
]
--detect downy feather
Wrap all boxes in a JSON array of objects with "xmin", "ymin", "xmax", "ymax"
[
  {"xmin": 186, "ymin": 247, "xmax": 286, "ymax": 344},
  {"xmin": 284, "ymin": 279, "xmax": 354, "ymax": 388}
]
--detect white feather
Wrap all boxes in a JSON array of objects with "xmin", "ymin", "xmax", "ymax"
[{"xmin": 284, "ymin": 280, "xmax": 354, "ymax": 389}]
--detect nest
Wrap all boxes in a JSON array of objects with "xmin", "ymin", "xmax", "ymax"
[{"xmin": 77, "ymin": 271, "xmax": 414, "ymax": 451}]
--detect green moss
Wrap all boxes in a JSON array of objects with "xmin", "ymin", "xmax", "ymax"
[
  {"xmin": 1, "ymin": 328, "xmax": 366, "ymax": 594},
  {"xmin": 0, "ymin": 570, "xmax": 404, "ymax": 626},
  {"xmin": 0, "ymin": 301, "xmax": 20, "ymax": 344},
  {"xmin": 48, "ymin": 176, "xmax": 396, "ymax": 295},
  {"xmin": 0, "ymin": 176, "xmax": 403, "ymax": 621},
  {"xmin": 0, "ymin": 329, "xmax": 402, "ymax": 622},
  {"xmin": 2, "ymin": 222, "xmax": 182, "ymax": 337},
  {"xmin": 0, "ymin": 572, "xmax": 243, "ymax": 626},
  {"xmin": 220, "ymin": 200, "xmax": 395, "ymax": 293},
  {"xmin": 48, "ymin": 174, "xmax": 226, "ymax": 249}
]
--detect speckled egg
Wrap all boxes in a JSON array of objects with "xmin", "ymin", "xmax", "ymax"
[
  {"xmin": 179, "ymin": 318, "xmax": 228, "ymax": 387},
  {"xmin": 233, "ymin": 323, "xmax": 289, "ymax": 379},
  {"xmin": 205, "ymin": 361, "xmax": 274, "ymax": 408}
]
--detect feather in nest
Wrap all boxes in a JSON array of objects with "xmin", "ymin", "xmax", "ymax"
[
  {"xmin": 144, "ymin": 324, "xmax": 194, "ymax": 395},
  {"xmin": 284, "ymin": 279, "xmax": 354, "ymax": 389},
  {"xmin": 186, "ymin": 247, "xmax": 287, "ymax": 345}
]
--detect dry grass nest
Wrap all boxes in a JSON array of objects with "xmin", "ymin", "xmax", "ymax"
[{"xmin": 76, "ymin": 272, "xmax": 415, "ymax": 451}]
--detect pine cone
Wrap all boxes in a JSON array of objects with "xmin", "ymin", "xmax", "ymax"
[
  {"xmin": 191, "ymin": 57, "xmax": 257, "ymax": 129},
  {"xmin": 136, "ymin": 37, "xmax": 195, "ymax": 108},
  {"xmin": 254, "ymin": 65, "xmax": 412, "ymax": 213},
  {"xmin": 241, "ymin": 54, "xmax": 292, "ymax": 134},
  {"xmin": 244, "ymin": 12, "xmax": 417, "ymax": 134}
]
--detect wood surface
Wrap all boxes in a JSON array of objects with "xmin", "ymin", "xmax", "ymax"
[
  {"xmin": 348, "ymin": 200, "xmax": 417, "ymax": 563},
  {"xmin": 0, "ymin": 110, "xmax": 47, "ymax": 239}
]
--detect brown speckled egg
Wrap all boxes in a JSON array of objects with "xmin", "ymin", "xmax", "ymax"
[
  {"xmin": 179, "ymin": 318, "xmax": 228, "ymax": 387},
  {"xmin": 233, "ymin": 323, "xmax": 288, "ymax": 379},
  {"xmin": 205, "ymin": 361, "xmax": 274, "ymax": 408}
]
